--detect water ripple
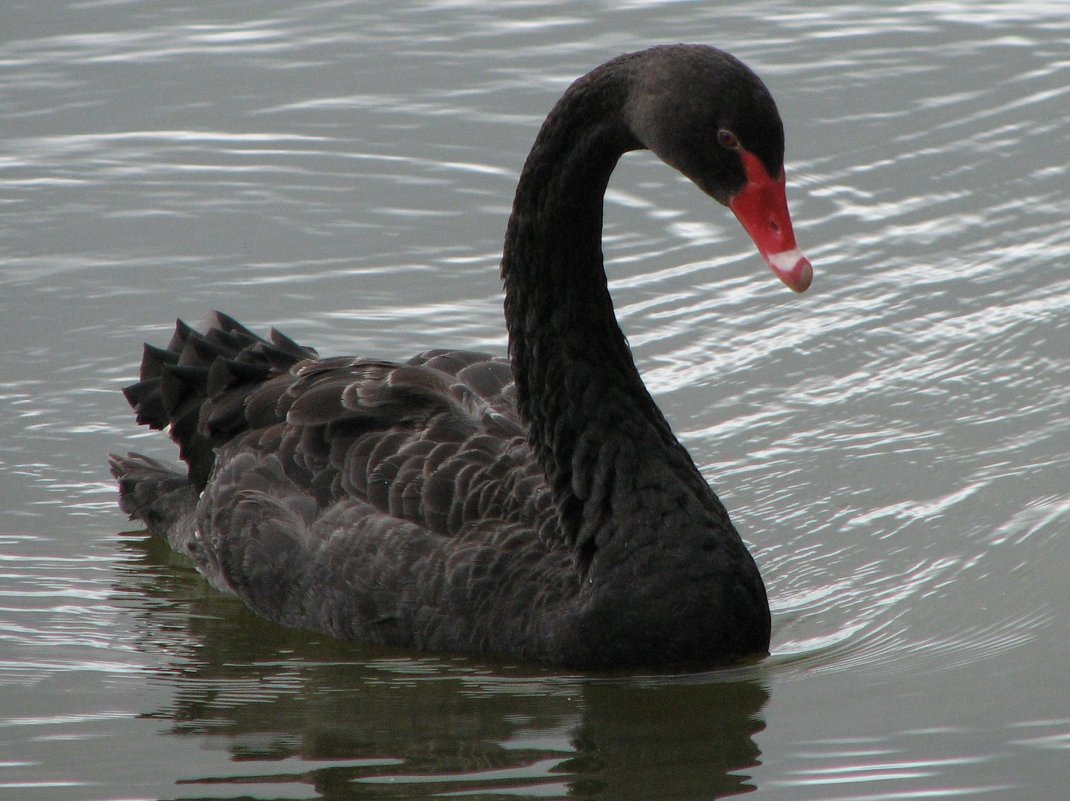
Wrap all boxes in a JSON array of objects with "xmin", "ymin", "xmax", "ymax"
[{"xmin": 2, "ymin": 4, "xmax": 1069, "ymax": 799}]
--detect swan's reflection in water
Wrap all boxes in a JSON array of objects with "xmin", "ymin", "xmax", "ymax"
[{"xmin": 119, "ymin": 533, "xmax": 768, "ymax": 800}]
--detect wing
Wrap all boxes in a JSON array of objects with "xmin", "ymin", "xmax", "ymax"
[
  {"xmin": 116, "ymin": 314, "xmax": 573, "ymax": 652},
  {"xmin": 121, "ymin": 313, "xmax": 558, "ymax": 546}
]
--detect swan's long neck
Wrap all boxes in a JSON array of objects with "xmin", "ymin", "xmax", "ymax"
[{"xmin": 501, "ymin": 63, "xmax": 727, "ymax": 565}]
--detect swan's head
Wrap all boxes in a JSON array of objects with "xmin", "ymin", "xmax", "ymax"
[{"xmin": 623, "ymin": 45, "xmax": 812, "ymax": 292}]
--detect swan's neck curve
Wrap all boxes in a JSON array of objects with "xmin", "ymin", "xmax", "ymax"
[{"xmin": 500, "ymin": 60, "xmax": 728, "ymax": 565}]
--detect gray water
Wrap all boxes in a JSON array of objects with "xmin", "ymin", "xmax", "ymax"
[{"xmin": 2, "ymin": 1, "xmax": 1068, "ymax": 799}]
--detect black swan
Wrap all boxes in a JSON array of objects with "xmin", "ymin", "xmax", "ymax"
[{"xmin": 110, "ymin": 45, "xmax": 811, "ymax": 669}]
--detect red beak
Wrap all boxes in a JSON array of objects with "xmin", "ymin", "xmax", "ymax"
[{"xmin": 728, "ymin": 150, "xmax": 812, "ymax": 293}]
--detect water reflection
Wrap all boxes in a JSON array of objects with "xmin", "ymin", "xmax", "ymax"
[{"xmin": 116, "ymin": 533, "xmax": 768, "ymax": 800}]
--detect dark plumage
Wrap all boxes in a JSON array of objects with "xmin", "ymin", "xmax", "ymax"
[{"xmin": 110, "ymin": 44, "xmax": 812, "ymax": 669}]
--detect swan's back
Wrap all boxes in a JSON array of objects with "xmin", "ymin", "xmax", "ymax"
[
  {"xmin": 124, "ymin": 313, "xmax": 548, "ymax": 527},
  {"xmin": 112, "ymin": 313, "xmax": 584, "ymax": 656}
]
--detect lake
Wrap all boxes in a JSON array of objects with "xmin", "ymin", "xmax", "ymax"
[{"xmin": 1, "ymin": 1, "xmax": 1068, "ymax": 799}]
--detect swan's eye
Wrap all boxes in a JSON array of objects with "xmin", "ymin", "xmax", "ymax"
[{"xmin": 717, "ymin": 129, "xmax": 740, "ymax": 150}]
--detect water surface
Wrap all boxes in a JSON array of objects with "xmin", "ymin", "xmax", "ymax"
[{"xmin": 1, "ymin": 2, "xmax": 1068, "ymax": 799}]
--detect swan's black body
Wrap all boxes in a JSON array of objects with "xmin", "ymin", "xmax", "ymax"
[{"xmin": 111, "ymin": 45, "xmax": 810, "ymax": 669}]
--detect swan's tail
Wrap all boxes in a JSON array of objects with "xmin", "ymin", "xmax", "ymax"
[
  {"xmin": 120, "ymin": 311, "xmax": 318, "ymax": 490},
  {"xmin": 108, "ymin": 452, "xmax": 233, "ymax": 592},
  {"xmin": 108, "ymin": 451, "xmax": 197, "ymax": 544}
]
